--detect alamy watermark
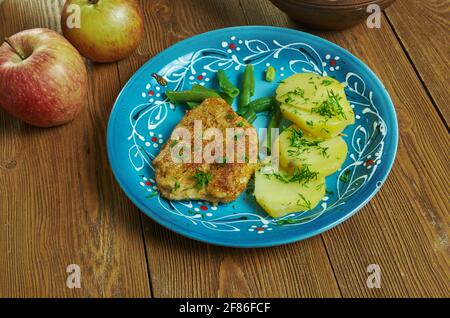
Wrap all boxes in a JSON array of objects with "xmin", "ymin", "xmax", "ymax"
[
  {"xmin": 366, "ymin": 264, "xmax": 382, "ymax": 288},
  {"xmin": 167, "ymin": 122, "xmax": 279, "ymax": 172},
  {"xmin": 66, "ymin": 264, "xmax": 81, "ymax": 289},
  {"xmin": 367, "ymin": 4, "xmax": 382, "ymax": 29}
]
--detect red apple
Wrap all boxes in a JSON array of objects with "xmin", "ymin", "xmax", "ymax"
[
  {"xmin": 61, "ymin": 0, "xmax": 144, "ymax": 63},
  {"xmin": 0, "ymin": 28, "xmax": 88, "ymax": 127}
]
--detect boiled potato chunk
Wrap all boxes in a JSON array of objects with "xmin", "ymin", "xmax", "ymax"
[
  {"xmin": 276, "ymin": 73, "xmax": 343, "ymax": 112},
  {"xmin": 276, "ymin": 73, "xmax": 355, "ymax": 138},
  {"xmin": 254, "ymin": 167, "xmax": 325, "ymax": 218},
  {"xmin": 281, "ymin": 104, "xmax": 353, "ymax": 139},
  {"xmin": 277, "ymin": 125, "xmax": 348, "ymax": 177}
]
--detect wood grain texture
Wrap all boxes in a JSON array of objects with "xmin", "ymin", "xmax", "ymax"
[
  {"xmin": 117, "ymin": 0, "xmax": 341, "ymax": 298},
  {"xmin": 0, "ymin": 0, "xmax": 449, "ymax": 298},
  {"xmin": 0, "ymin": 0, "xmax": 150, "ymax": 297},
  {"xmin": 245, "ymin": 0, "xmax": 450, "ymax": 297},
  {"xmin": 385, "ymin": 0, "xmax": 450, "ymax": 125}
]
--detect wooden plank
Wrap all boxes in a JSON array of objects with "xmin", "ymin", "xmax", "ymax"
[
  {"xmin": 116, "ymin": 0, "xmax": 341, "ymax": 298},
  {"xmin": 243, "ymin": 0, "xmax": 450, "ymax": 297},
  {"xmin": 385, "ymin": 0, "xmax": 450, "ymax": 125},
  {"xmin": 0, "ymin": 0, "xmax": 150, "ymax": 297}
]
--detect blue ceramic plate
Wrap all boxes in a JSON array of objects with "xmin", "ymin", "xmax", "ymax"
[{"xmin": 107, "ymin": 26, "xmax": 398, "ymax": 248}]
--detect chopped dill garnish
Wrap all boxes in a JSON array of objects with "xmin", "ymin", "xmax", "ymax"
[
  {"xmin": 287, "ymin": 127, "xmax": 329, "ymax": 158},
  {"xmin": 270, "ymin": 165, "xmax": 319, "ymax": 186},
  {"xmin": 170, "ymin": 139, "xmax": 178, "ymax": 147},
  {"xmin": 283, "ymin": 87, "xmax": 305, "ymax": 103},
  {"xmin": 297, "ymin": 193, "xmax": 312, "ymax": 210},
  {"xmin": 340, "ymin": 170, "xmax": 350, "ymax": 183},
  {"xmin": 187, "ymin": 209, "xmax": 205, "ymax": 218},
  {"xmin": 321, "ymin": 79, "xmax": 333, "ymax": 86},
  {"xmin": 275, "ymin": 214, "xmax": 319, "ymax": 225},
  {"xmin": 285, "ymin": 95, "xmax": 295, "ymax": 103},
  {"xmin": 306, "ymin": 120, "xmax": 314, "ymax": 127},
  {"xmin": 173, "ymin": 181, "xmax": 180, "ymax": 191},
  {"xmin": 320, "ymin": 146, "xmax": 330, "ymax": 158},
  {"xmin": 276, "ymin": 218, "xmax": 303, "ymax": 225},
  {"xmin": 225, "ymin": 113, "xmax": 234, "ymax": 120},
  {"xmin": 192, "ymin": 169, "xmax": 212, "ymax": 189},
  {"xmin": 316, "ymin": 183, "xmax": 325, "ymax": 190},
  {"xmin": 146, "ymin": 192, "xmax": 157, "ymax": 199},
  {"xmin": 289, "ymin": 165, "xmax": 319, "ymax": 185},
  {"xmin": 311, "ymin": 90, "xmax": 347, "ymax": 120}
]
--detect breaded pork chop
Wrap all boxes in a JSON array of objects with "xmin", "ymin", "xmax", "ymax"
[{"xmin": 153, "ymin": 98, "xmax": 257, "ymax": 203}]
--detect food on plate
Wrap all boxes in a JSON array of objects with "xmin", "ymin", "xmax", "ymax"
[
  {"xmin": 238, "ymin": 64, "xmax": 255, "ymax": 109},
  {"xmin": 61, "ymin": 0, "xmax": 144, "ymax": 63},
  {"xmin": 237, "ymin": 96, "xmax": 279, "ymax": 115},
  {"xmin": 276, "ymin": 73, "xmax": 354, "ymax": 138},
  {"xmin": 153, "ymin": 98, "xmax": 258, "ymax": 203},
  {"xmin": 277, "ymin": 125, "xmax": 348, "ymax": 177},
  {"xmin": 166, "ymin": 88, "xmax": 220, "ymax": 105},
  {"xmin": 281, "ymin": 105, "xmax": 349, "ymax": 139},
  {"xmin": 265, "ymin": 66, "xmax": 276, "ymax": 82},
  {"xmin": 254, "ymin": 165, "xmax": 325, "ymax": 218},
  {"xmin": 160, "ymin": 66, "xmax": 354, "ymax": 218},
  {"xmin": 217, "ymin": 69, "xmax": 240, "ymax": 100},
  {"xmin": 253, "ymin": 73, "xmax": 354, "ymax": 217},
  {"xmin": 0, "ymin": 28, "xmax": 88, "ymax": 127}
]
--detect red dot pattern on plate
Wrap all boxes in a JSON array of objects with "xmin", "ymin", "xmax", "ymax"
[
  {"xmin": 256, "ymin": 227, "xmax": 265, "ymax": 231},
  {"xmin": 229, "ymin": 43, "xmax": 236, "ymax": 50},
  {"xmin": 151, "ymin": 137, "xmax": 158, "ymax": 142},
  {"xmin": 197, "ymin": 75, "xmax": 204, "ymax": 80},
  {"xmin": 200, "ymin": 205, "xmax": 208, "ymax": 211},
  {"xmin": 148, "ymin": 90, "xmax": 154, "ymax": 96},
  {"xmin": 330, "ymin": 59, "xmax": 337, "ymax": 66},
  {"xmin": 145, "ymin": 181, "xmax": 152, "ymax": 186}
]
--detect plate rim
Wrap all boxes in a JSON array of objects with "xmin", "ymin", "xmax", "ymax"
[{"xmin": 106, "ymin": 25, "xmax": 399, "ymax": 248}]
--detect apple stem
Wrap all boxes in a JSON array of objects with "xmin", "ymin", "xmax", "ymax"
[
  {"xmin": 4, "ymin": 37, "xmax": 26, "ymax": 60},
  {"xmin": 88, "ymin": 0, "xmax": 99, "ymax": 4}
]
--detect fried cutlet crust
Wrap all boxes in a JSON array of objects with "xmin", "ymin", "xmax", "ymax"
[{"xmin": 153, "ymin": 98, "xmax": 257, "ymax": 203}]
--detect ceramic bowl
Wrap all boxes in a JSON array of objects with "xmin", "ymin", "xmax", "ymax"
[{"xmin": 269, "ymin": 0, "xmax": 396, "ymax": 30}]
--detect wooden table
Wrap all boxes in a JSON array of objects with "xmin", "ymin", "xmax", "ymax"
[{"xmin": 0, "ymin": 0, "xmax": 449, "ymax": 298}]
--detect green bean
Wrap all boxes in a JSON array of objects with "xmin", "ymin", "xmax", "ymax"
[
  {"xmin": 265, "ymin": 66, "xmax": 276, "ymax": 82},
  {"xmin": 249, "ymin": 65, "xmax": 255, "ymax": 97},
  {"xmin": 217, "ymin": 69, "xmax": 240, "ymax": 98},
  {"xmin": 243, "ymin": 108, "xmax": 257, "ymax": 124},
  {"xmin": 191, "ymin": 83, "xmax": 233, "ymax": 104},
  {"xmin": 166, "ymin": 90, "xmax": 220, "ymax": 104},
  {"xmin": 246, "ymin": 96, "xmax": 278, "ymax": 113},
  {"xmin": 267, "ymin": 106, "xmax": 282, "ymax": 154},
  {"xmin": 238, "ymin": 64, "xmax": 254, "ymax": 109},
  {"xmin": 186, "ymin": 102, "xmax": 200, "ymax": 109},
  {"xmin": 236, "ymin": 107, "xmax": 248, "ymax": 117},
  {"xmin": 237, "ymin": 96, "xmax": 279, "ymax": 115},
  {"xmin": 191, "ymin": 84, "xmax": 218, "ymax": 94},
  {"xmin": 188, "ymin": 85, "xmax": 217, "ymax": 108},
  {"xmin": 219, "ymin": 92, "xmax": 234, "ymax": 105}
]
